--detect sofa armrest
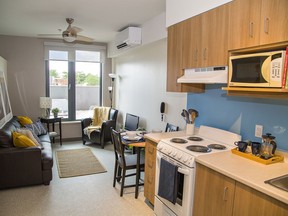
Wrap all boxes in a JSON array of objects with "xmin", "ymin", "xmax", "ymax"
[{"xmin": 0, "ymin": 147, "xmax": 43, "ymax": 189}]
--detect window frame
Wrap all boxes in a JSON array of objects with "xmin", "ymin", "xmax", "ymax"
[{"xmin": 44, "ymin": 42, "xmax": 106, "ymax": 121}]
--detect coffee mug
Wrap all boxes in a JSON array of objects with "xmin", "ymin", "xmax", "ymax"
[
  {"xmin": 251, "ymin": 142, "xmax": 261, "ymax": 155},
  {"xmin": 234, "ymin": 141, "xmax": 248, "ymax": 152}
]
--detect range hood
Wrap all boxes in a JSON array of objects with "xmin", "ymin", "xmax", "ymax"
[{"xmin": 177, "ymin": 66, "xmax": 228, "ymax": 84}]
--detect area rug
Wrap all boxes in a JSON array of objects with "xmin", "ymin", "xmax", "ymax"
[{"xmin": 56, "ymin": 148, "xmax": 107, "ymax": 178}]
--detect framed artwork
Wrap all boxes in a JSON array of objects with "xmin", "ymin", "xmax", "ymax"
[{"xmin": 0, "ymin": 56, "xmax": 12, "ymax": 128}]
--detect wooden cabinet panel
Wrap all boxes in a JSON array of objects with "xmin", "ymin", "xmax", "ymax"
[
  {"xmin": 229, "ymin": 0, "xmax": 288, "ymax": 50},
  {"xmin": 167, "ymin": 22, "xmax": 205, "ymax": 93},
  {"xmin": 182, "ymin": 15, "xmax": 202, "ymax": 69},
  {"xmin": 167, "ymin": 23, "xmax": 184, "ymax": 92},
  {"xmin": 194, "ymin": 163, "xmax": 288, "ymax": 216},
  {"xmin": 202, "ymin": 4, "xmax": 229, "ymax": 67},
  {"xmin": 233, "ymin": 182, "xmax": 288, "ymax": 216},
  {"xmin": 144, "ymin": 139, "xmax": 157, "ymax": 205},
  {"xmin": 228, "ymin": 0, "xmax": 262, "ymax": 50},
  {"xmin": 193, "ymin": 163, "xmax": 235, "ymax": 216},
  {"xmin": 260, "ymin": 0, "xmax": 288, "ymax": 45}
]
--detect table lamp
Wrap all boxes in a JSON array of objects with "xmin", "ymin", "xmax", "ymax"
[{"xmin": 40, "ymin": 97, "xmax": 52, "ymax": 118}]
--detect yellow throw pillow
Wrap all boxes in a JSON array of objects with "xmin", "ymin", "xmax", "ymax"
[
  {"xmin": 12, "ymin": 132, "xmax": 37, "ymax": 148},
  {"xmin": 17, "ymin": 116, "xmax": 33, "ymax": 126}
]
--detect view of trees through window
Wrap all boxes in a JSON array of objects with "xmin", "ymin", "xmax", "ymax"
[{"xmin": 50, "ymin": 70, "xmax": 100, "ymax": 86}]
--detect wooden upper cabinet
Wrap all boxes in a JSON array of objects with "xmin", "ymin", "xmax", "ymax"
[
  {"xmin": 202, "ymin": 4, "xmax": 229, "ymax": 67},
  {"xmin": 167, "ymin": 22, "xmax": 205, "ymax": 93},
  {"xmin": 167, "ymin": 23, "xmax": 183, "ymax": 92},
  {"xmin": 182, "ymin": 4, "xmax": 229, "ymax": 69},
  {"xmin": 228, "ymin": 0, "xmax": 288, "ymax": 50},
  {"xmin": 260, "ymin": 0, "xmax": 288, "ymax": 45},
  {"xmin": 182, "ymin": 15, "xmax": 202, "ymax": 69},
  {"xmin": 228, "ymin": 0, "xmax": 261, "ymax": 50}
]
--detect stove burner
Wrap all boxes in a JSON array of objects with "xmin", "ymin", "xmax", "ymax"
[
  {"xmin": 186, "ymin": 145, "xmax": 212, "ymax": 153},
  {"xmin": 187, "ymin": 136, "xmax": 203, "ymax": 141},
  {"xmin": 207, "ymin": 144, "xmax": 227, "ymax": 150},
  {"xmin": 170, "ymin": 138, "xmax": 188, "ymax": 144}
]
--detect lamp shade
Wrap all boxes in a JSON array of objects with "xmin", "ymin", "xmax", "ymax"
[{"xmin": 40, "ymin": 97, "xmax": 52, "ymax": 109}]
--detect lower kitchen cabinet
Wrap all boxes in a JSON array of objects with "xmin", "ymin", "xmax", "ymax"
[
  {"xmin": 193, "ymin": 163, "xmax": 235, "ymax": 216},
  {"xmin": 193, "ymin": 163, "xmax": 288, "ymax": 216},
  {"xmin": 233, "ymin": 182, "xmax": 288, "ymax": 216},
  {"xmin": 144, "ymin": 139, "xmax": 157, "ymax": 205}
]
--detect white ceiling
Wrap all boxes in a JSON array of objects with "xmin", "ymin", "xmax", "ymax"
[{"xmin": 0, "ymin": 0, "xmax": 166, "ymax": 43}]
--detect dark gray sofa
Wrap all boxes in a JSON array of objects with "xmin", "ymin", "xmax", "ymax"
[{"xmin": 0, "ymin": 116, "xmax": 53, "ymax": 189}]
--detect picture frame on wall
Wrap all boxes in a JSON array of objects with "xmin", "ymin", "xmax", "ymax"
[{"xmin": 0, "ymin": 56, "xmax": 12, "ymax": 128}]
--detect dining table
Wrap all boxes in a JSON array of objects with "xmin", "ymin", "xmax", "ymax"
[{"xmin": 121, "ymin": 132, "xmax": 146, "ymax": 199}]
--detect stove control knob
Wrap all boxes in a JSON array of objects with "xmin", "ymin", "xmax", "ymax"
[
  {"xmin": 177, "ymin": 153, "xmax": 182, "ymax": 160},
  {"xmin": 158, "ymin": 145, "xmax": 163, "ymax": 151},
  {"xmin": 183, "ymin": 156, "xmax": 189, "ymax": 163},
  {"xmin": 172, "ymin": 151, "xmax": 177, "ymax": 157},
  {"xmin": 168, "ymin": 149, "xmax": 172, "ymax": 155}
]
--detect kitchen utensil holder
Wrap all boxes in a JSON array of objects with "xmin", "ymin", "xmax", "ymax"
[{"xmin": 186, "ymin": 124, "xmax": 195, "ymax": 135}]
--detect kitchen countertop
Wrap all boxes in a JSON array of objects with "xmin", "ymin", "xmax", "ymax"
[
  {"xmin": 196, "ymin": 151, "xmax": 288, "ymax": 204},
  {"xmin": 144, "ymin": 131, "xmax": 186, "ymax": 143}
]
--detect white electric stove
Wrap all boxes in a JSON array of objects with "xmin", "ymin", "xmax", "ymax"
[{"xmin": 154, "ymin": 125, "xmax": 241, "ymax": 216}]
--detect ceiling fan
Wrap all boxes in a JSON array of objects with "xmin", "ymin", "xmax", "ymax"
[{"xmin": 39, "ymin": 18, "xmax": 94, "ymax": 43}]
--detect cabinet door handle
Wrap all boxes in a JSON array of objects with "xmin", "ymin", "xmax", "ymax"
[
  {"xmin": 203, "ymin": 48, "xmax": 207, "ymax": 61},
  {"xmin": 249, "ymin": 22, "xmax": 254, "ymax": 38},
  {"xmin": 148, "ymin": 161, "xmax": 153, "ymax": 168},
  {"xmin": 264, "ymin": 17, "xmax": 269, "ymax": 34},
  {"xmin": 223, "ymin": 186, "xmax": 228, "ymax": 201},
  {"xmin": 148, "ymin": 147, "xmax": 154, "ymax": 154},
  {"xmin": 194, "ymin": 49, "xmax": 198, "ymax": 62}
]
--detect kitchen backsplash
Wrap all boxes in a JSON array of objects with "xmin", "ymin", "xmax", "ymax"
[{"xmin": 187, "ymin": 85, "xmax": 288, "ymax": 151}]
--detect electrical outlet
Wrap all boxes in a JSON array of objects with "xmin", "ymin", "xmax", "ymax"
[{"xmin": 255, "ymin": 125, "xmax": 263, "ymax": 138}]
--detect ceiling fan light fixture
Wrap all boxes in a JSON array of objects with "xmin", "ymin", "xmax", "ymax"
[{"xmin": 62, "ymin": 30, "xmax": 76, "ymax": 42}]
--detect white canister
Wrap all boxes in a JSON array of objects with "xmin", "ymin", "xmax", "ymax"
[{"xmin": 186, "ymin": 124, "xmax": 195, "ymax": 135}]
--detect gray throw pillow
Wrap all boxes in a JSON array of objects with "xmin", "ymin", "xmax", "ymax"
[{"xmin": 24, "ymin": 121, "xmax": 47, "ymax": 136}]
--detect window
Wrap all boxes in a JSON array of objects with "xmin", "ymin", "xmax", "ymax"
[{"xmin": 45, "ymin": 43, "xmax": 105, "ymax": 121}]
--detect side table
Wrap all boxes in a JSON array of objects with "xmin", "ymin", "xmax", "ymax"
[{"xmin": 40, "ymin": 117, "xmax": 62, "ymax": 146}]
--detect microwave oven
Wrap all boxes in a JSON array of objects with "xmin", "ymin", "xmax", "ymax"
[{"xmin": 228, "ymin": 50, "xmax": 286, "ymax": 88}]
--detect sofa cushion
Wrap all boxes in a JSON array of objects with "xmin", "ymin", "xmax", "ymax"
[
  {"xmin": 17, "ymin": 116, "xmax": 33, "ymax": 126},
  {"xmin": 16, "ymin": 128, "xmax": 42, "ymax": 148},
  {"xmin": 12, "ymin": 132, "xmax": 38, "ymax": 148},
  {"xmin": 25, "ymin": 121, "xmax": 47, "ymax": 136},
  {"xmin": 0, "ymin": 116, "xmax": 22, "ymax": 148}
]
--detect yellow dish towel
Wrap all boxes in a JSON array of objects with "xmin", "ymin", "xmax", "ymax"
[{"xmin": 92, "ymin": 107, "xmax": 110, "ymax": 126}]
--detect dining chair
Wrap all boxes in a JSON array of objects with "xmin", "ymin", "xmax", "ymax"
[
  {"xmin": 111, "ymin": 129, "xmax": 145, "ymax": 197},
  {"xmin": 165, "ymin": 123, "xmax": 179, "ymax": 132}
]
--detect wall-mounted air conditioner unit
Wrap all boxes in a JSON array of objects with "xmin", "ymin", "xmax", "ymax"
[{"xmin": 115, "ymin": 27, "xmax": 142, "ymax": 49}]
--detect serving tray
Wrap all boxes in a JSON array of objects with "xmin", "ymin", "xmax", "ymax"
[{"xmin": 231, "ymin": 148, "xmax": 284, "ymax": 165}]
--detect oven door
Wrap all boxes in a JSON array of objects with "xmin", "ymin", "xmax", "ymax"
[{"xmin": 154, "ymin": 151, "xmax": 195, "ymax": 216}]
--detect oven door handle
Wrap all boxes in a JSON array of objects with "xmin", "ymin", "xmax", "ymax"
[
  {"xmin": 157, "ymin": 154, "xmax": 190, "ymax": 176},
  {"xmin": 178, "ymin": 167, "xmax": 190, "ymax": 175}
]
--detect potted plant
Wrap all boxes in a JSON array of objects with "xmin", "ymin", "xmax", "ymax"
[{"xmin": 51, "ymin": 108, "xmax": 60, "ymax": 118}]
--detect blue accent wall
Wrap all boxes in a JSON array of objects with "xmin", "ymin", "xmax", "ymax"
[{"xmin": 187, "ymin": 85, "xmax": 288, "ymax": 151}]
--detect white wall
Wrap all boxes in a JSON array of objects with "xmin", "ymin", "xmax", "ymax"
[
  {"xmin": 166, "ymin": 0, "xmax": 232, "ymax": 26},
  {"xmin": 113, "ymin": 39, "xmax": 187, "ymax": 132}
]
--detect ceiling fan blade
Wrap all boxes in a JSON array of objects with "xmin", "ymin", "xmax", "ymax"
[
  {"xmin": 72, "ymin": 26, "xmax": 83, "ymax": 33},
  {"xmin": 38, "ymin": 34, "xmax": 62, "ymax": 38},
  {"xmin": 76, "ymin": 35, "xmax": 94, "ymax": 43}
]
